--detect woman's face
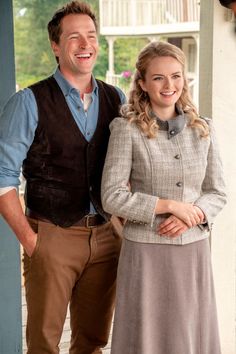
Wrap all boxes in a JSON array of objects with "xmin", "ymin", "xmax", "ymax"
[{"xmin": 139, "ymin": 55, "xmax": 184, "ymax": 119}]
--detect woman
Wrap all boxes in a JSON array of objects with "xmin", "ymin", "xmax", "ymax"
[{"xmin": 101, "ymin": 41, "xmax": 226, "ymax": 354}]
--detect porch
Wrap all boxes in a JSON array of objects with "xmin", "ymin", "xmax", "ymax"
[
  {"xmin": 99, "ymin": 0, "xmax": 200, "ymax": 102},
  {"xmin": 1, "ymin": 1, "xmax": 236, "ymax": 354},
  {"xmin": 99, "ymin": 0, "xmax": 200, "ymax": 36}
]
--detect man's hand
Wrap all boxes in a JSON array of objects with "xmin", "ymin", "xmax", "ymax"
[
  {"xmin": 23, "ymin": 232, "xmax": 38, "ymax": 257},
  {"xmin": 0, "ymin": 189, "xmax": 38, "ymax": 257}
]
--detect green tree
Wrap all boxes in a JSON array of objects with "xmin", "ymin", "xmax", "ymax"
[{"xmin": 114, "ymin": 37, "xmax": 149, "ymax": 75}]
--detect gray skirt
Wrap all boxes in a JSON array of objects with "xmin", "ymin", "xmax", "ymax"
[{"xmin": 111, "ymin": 238, "xmax": 221, "ymax": 354}]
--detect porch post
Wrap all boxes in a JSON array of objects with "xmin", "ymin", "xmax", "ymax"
[
  {"xmin": 199, "ymin": 1, "xmax": 236, "ymax": 353},
  {"xmin": 193, "ymin": 33, "xmax": 199, "ymax": 105},
  {"xmin": 105, "ymin": 36, "xmax": 116, "ymax": 84},
  {"xmin": 107, "ymin": 36, "xmax": 115, "ymax": 75},
  {"xmin": 0, "ymin": 0, "xmax": 22, "ymax": 353}
]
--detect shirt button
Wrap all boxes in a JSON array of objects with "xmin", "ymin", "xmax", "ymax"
[
  {"xmin": 87, "ymin": 132, "xmax": 90, "ymax": 136},
  {"xmin": 174, "ymin": 154, "xmax": 181, "ymax": 159},
  {"xmin": 170, "ymin": 130, "xmax": 175, "ymax": 135},
  {"xmin": 176, "ymin": 182, "xmax": 183, "ymax": 187}
]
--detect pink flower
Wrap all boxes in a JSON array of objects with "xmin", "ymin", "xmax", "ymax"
[{"xmin": 121, "ymin": 70, "xmax": 132, "ymax": 79}]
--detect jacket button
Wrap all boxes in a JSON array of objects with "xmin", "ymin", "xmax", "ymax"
[
  {"xmin": 174, "ymin": 154, "xmax": 180, "ymax": 159},
  {"xmin": 176, "ymin": 182, "xmax": 182, "ymax": 187}
]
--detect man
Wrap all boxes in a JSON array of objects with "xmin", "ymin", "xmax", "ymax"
[
  {"xmin": 219, "ymin": 0, "xmax": 236, "ymax": 14},
  {"xmin": 0, "ymin": 1, "xmax": 125, "ymax": 353}
]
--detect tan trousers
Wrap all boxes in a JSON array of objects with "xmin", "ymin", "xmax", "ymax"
[{"xmin": 23, "ymin": 218, "xmax": 121, "ymax": 354}]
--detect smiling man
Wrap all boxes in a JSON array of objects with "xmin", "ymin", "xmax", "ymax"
[{"xmin": 0, "ymin": 1, "xmax": 125, "ymax": 353}]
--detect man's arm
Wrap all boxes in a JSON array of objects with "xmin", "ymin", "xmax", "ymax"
[
  {"xmin": 0, "ymin": 89, "xmax": 39, "ymax": 256},
  {"xmin": 0, "ymin": 189, "xmax": 37, "ymax": 256}
]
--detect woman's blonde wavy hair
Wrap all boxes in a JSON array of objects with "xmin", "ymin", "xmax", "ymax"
[{"xmin": 121, "ymin": 41, "xmax": 209, "ymax": 138}]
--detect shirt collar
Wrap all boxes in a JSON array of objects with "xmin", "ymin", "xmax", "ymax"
[
  {"xmin": 151, "ymin": 107, "xmax": 186, "ymax": 139},
  {"xmin": 53, "ymin": 67, "xmax": 98, "ymax": 97}
]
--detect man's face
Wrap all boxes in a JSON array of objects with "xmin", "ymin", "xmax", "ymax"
[{"xmin": 51, "ymin": 14, "xmax": 99, "ymax": 77}]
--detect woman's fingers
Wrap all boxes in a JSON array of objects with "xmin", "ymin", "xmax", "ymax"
[{"xmin": 158, "ymin": 216, "xmax": 189, "ymax": 237}]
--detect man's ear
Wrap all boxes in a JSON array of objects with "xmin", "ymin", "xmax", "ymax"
[{"xmin": 51, "ymin": 41, "xmax": 60, "ymax": 57}]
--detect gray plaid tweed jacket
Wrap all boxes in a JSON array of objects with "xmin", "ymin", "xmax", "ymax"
[{"xmin": 101, "ymin": 116, "xmax": 226, "ymax": 245}]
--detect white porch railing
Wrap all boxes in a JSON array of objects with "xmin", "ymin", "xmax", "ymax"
[
  {"xmin": 106, "ymin": 72, "xmax": 132, "ymax": 94},
  {"xmin": 99, "ymin": 0, "xmax": 200, "ymax": 35}
]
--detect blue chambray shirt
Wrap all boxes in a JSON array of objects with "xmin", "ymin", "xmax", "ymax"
[{"xmin": 0, "ymin": 68, "xmax": 126, "ymax": 212}]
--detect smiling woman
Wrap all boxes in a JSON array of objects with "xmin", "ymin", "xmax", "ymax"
[
  {"xmin": 101, "ymin": 40, "xmax": 226, "ymax": 354},
  {"xmin": 138, "ymin": 56, "xmax": 184, "ymax": 120}
]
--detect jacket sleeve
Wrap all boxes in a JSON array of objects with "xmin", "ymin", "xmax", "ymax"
[
  {"xmin": 101, "ymin": 118, "xmax": 158, "ymax": 224},
  {"xmin": 194, "ymin": 121, "xmax": 227, "ymax": 229}
]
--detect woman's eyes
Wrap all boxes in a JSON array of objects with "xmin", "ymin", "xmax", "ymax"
[{"xmin": 153, "ymin": 75, "xmax": 181, "ymax": 81}]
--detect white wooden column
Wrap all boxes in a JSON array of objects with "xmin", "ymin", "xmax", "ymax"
[
  {"xmin": 193, "ymin": 34, "xmax": 199, "ymax": 105},
  {"xmin": 199, "ymin": 1, "xmax": 236, "ymax": 353},
  {"xmin": 106, "ymin": 36, "xmax": 116, "ymax": 83}
]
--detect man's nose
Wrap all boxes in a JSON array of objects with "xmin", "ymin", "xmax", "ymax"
[{"xmin": 79, "ymin": 36, "xmax": 89, "ymax": 48}]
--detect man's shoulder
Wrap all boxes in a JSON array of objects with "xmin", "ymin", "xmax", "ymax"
[
  {"xmin": 96, "ymin": 78, "xmax": 118, "ymax": 92},
  {"xmin": 96, "ymin": 79, "xmax": 126, "ymax": 104},
  {"xmin": 28, "ymin": 76, "xmax": 55, "ymax": 90}
]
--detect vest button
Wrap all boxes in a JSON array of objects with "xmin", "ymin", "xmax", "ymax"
[
  {"xmin": 89, "ymin": 186, "xmax": 92, "ymax": 191},
  {"xmin": 176, "ymin": 182, "xmax": 182, "ymax": 187}
]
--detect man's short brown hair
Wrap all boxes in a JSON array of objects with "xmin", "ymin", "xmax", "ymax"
[{"xmin": 47, "ymin": 1, "xmax": 98, "ymax": 44}]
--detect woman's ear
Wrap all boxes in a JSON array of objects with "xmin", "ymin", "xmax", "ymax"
[{"xmin": 138, "ymin": 79, "xmax": 147, "ymax": 92}]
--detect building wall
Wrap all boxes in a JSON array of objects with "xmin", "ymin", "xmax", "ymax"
[{"xmin": 199, "ymin": 1, "xmax": 236, "ymax": 353}]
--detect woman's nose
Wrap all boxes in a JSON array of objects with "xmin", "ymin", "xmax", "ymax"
[{"xmin": 164, "ymin": 77, "xmax": 172, "ymax": 88}]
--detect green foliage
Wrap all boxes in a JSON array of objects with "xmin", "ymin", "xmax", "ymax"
[
  {"xmin": 114, "ymin": 37, "xmax": 149, "ymax": 75},
  {"xmin": 14, "ymin": 0, "xmax": 65, "ymax": 87}
]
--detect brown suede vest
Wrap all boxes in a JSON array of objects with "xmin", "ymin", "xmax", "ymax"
[{"xmin": 23, "ymin": 76, "xmax": 121, "ymax": 227}]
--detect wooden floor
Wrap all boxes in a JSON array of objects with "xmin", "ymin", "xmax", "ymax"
[{"xmin": 22, "ymin": 287, "xmax": 112, "ymax": 354}]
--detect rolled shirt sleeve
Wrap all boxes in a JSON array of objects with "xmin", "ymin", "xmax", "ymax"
[{"xmin": 0, "ymin": 88, "xmax": 38, "ymax": 188}]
